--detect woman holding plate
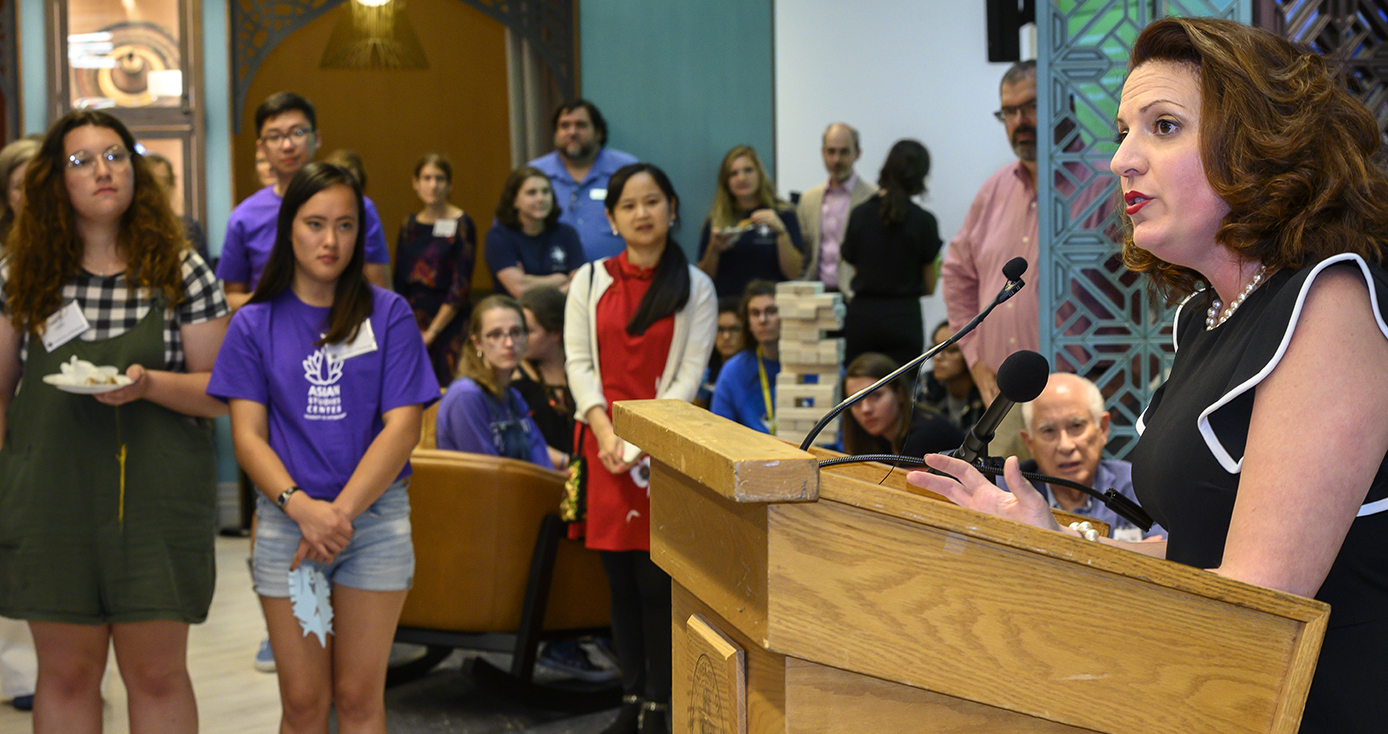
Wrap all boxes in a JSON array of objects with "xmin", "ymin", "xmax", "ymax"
[{"xmin": 0, "ymin": 110, "xmax": 229, "ymax": 733}]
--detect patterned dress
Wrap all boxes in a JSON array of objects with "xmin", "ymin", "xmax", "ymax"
[{"xmin": 394, "ymin": 212, "xmax": 475, "ymax": 384}]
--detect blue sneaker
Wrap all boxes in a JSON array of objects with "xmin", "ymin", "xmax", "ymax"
[
  {"xmin": 254, "ymin": 637, "xmax": 276, "ymax": 673},
  {"xmin": 537, "ymin": 639, "xmax": 618, "ymax": 682}
]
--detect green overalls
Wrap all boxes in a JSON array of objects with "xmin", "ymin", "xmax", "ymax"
[{"xmin": 0, "ymin": 297, "xmax": 216, "ymax": 624}]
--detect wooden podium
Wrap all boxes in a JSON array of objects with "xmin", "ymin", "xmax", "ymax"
[{"xmin": 613, "ymin": 400, "xmax": 1329, "ymax": 734}]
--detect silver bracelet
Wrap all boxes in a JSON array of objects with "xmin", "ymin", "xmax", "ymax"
[{"xmin": 1068, "ymin": 520, "xmax": 1101, "ymax": 542}]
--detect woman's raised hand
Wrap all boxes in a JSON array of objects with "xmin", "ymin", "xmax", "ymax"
[{"xmin": 906, "ymin": 454, "xmax": 1061, "ymax": 532}]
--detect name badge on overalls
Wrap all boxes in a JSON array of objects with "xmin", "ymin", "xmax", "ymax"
[
  {"xmin": 41, "ymin": 301, "xmax": 90, "ymax": 353},
  {"xmin": 323, "ymin": 319, "xmax": 378, "ymax": 361}
]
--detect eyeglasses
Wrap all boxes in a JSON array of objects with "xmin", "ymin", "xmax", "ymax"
[
  {"xmin": 1030, "ymin": 417, "xmax": 1094, "ymax": 445},
  {"xmin": 66, "ymin": 146, "xmax": 132, "ymax": 175},
  {"xmin": 717, "ymin": 324, "xmax": 744, "ymax": 335},
  {"xmin": 748, "ymin": 306, "xmax": 779, "ymax": 321},
  {"xmin": 261, "ymin": 127, "xmax": 314, "ymax": 147},
  {"xmin": 482, "ymin": 328, "xmax": 528, "ymax": 345},
  {"xmin": 993, "ymin": 100, "xmax": 1037, "ymax": 122}
]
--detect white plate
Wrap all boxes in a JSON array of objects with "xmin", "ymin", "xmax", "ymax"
[{"xmin": 42, "ymin": 373, "xmax": 132, "ymax": 394}]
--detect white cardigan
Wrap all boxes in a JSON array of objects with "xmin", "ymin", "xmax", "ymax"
[{"xmin": 564, "ymin": 258, "xmax": 718, "ymax": 423}]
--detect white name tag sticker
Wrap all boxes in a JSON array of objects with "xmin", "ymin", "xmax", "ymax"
[
  {"xmin": 431, "ymin": 218, "xmax": 457, "ymax": 238},
  {"xmin": 324, "ymin": 319, "xmax": 378, "ymax": 361},
  {"xmin": 589, "ymin": 188, "xmax": 607, "ymax": 200},
  {"xmin": 41, "ymin": 301, "xmax": 90, "ymax": 353}
]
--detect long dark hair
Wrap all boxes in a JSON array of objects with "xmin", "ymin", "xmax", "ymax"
[
  {"xmin": 877, "ymin": 139, "xmax": 929, "ymax": 227},
  {"xmin": 841, "ymin": 353, "xmax": 913, "ymax": 456},
  {"xmin": 604, "ymin": 162, "xmax": 691, "ymax": 335},
  {"xmin": 250, "ymin": 162, "xmax": 373, "ymax": 346}
]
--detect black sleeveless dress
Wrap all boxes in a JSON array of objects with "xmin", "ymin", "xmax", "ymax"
[{"xmin": 1131, "ymin": 254, "xmax": 1388, "ymax": 733}]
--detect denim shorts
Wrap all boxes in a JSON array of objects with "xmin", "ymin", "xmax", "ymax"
[{"xmin": 252, "ymin": 479, "xmax": 414, "ymax": 597}]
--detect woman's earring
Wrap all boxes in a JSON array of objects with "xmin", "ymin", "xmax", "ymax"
[
  {"xmin": 611, "ymin": 226, "xmax": 619, "ymax": 236},
  {"xmin": 477, "ymin": 348, "xmax": 484, "ymax": 359}
]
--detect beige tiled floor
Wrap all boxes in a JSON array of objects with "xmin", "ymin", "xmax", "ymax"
[
  {"xmin": 0, "ymin": 536, "xmax": 279, "ymax": 733},
  {"xmin": 0, "ymin": 536, "xmax": 620, "ymax": 733}
]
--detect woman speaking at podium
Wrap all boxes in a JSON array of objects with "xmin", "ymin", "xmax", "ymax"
[{"xmin": 909, "ymin": 17, "xmax": 1388, "ymax": 732}]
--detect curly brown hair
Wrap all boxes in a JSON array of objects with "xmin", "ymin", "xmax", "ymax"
[
  {"xmin": 6, "ymin": 110, "xmax": 187, "ymax": 335},
  {"xmin": 1120, "ymin": 17, "xmax": 1388, "ymax": 303}
]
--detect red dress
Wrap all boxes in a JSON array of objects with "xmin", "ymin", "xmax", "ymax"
[{"xmin": 580, "ymin": 252, "xmax": 674, "ymax": 551}]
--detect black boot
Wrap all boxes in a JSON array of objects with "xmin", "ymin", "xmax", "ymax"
[
  {"xmin": 600, "ymin": 694, "xmax": 642, "ymax": 734},
  {"xmin": 638, "ymin": 700, "xmax": 669, "ymax": 734}
]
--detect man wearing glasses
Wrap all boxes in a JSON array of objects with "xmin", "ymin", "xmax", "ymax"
[
  {"xmin": 994, "ymin": 373, "xmax": 1165, "ymax": 542},
  {"xmin": 218, "ymin": 92, "xmax": 391, "ymax": 310},
  {"xmin": 939, "ymin": 61, "xmax": 1044, "ymax": 461}
]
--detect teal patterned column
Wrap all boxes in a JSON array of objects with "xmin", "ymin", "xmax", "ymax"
[{"xmin": 1036, "ymin": 0, "xmax": 1248, "ymax": 457}]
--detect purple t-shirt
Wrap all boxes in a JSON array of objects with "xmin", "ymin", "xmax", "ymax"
[
  {"xmin": 216, "ymin": 185, "xmax": 391, "ymax": 288},
  {"xmin": 436, "ymin": 377, "xmax": 551, "ymax": 467},
  {"xmin": 207, "ymin": 286, "xmax": 441, "ymax": 499}
]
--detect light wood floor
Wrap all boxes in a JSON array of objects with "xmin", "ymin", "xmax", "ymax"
[
  {"xmin": 0, "ymin": 536, "xmax": 619, "ymax": 734},
  {"xmin": 0, "ymin": 536, "xmax": 286, "ymax": 734}
]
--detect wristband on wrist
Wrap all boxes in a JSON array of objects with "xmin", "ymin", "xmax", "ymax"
[{"xmin": 276, "ymin": 486, "xmax": 300, "ymax": 510}]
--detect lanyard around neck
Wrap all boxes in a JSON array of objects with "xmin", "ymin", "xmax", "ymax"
[{"xmin": 757, "ymin": 345, "xmax": 775, "ymax": 433}]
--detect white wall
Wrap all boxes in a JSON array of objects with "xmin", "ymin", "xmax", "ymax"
[{"xmin": 774, "ymin": 0, "xmax": 1025, "ymax": 333}]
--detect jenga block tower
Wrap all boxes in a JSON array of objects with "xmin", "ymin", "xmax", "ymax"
[{"xmin": 772, "ymin": 281, "xmax": 845, "ymax": 447}]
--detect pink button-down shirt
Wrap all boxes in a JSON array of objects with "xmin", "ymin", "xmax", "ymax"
[
  {"xmin": 942, "ymin": 160, "xmax": 1113, "ymax": 376},
  {"xmin": 942, "ymin": 162, "xmax": 1041, "ymax": 374},
  {"xmin": 817, "ymin": 173, "xmax": 859, "ymax": 289}
]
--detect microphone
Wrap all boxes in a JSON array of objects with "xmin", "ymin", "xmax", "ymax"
[
  {"xmin": 953, "ymin": 350, "xmax": 1049, "ymax": 464},
  {"xmin": 798, "ymin": 258, "xmax": 1031, "ymax": 450},
  {"xmin": 1000, "ymin": 256, "xmax": 1027, "ymax": 300}
]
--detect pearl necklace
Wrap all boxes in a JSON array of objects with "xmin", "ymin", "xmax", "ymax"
[{"xmin": 1206, "ymin": 264, "xmax": 1267, "ymax": 330}]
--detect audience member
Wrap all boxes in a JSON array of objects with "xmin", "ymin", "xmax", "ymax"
[
  {"xmin": 324, "ymin": 148, "xmax": 367, "ymax": 191},
  {"xmin": 436, "ymin": 295, "xmax": 550, "ymax": 465},
  {"xmin": 0, "ymin": 136, "xmax": 39, "ymax": 243},
  {"xmin": 841, "ymin": 139, "xmax": 943, "ymax": 367},
  {"xmin": 694, "ymin": 296, "xmax": 744, "ymax": 409},
  {"xmin": 486, "ymin": 165, "xmax": 584, "ymax": 297},
  {"xmin": 218, "ymin": 92, "xmax": 390, "ymax": 310},
  {"xmin": 797, "ymin": 123, "xmax": 876, "ymax": 295},
  {"xmin": 565, "ymin": 163, "xmax": 715, "ymax": 734},
  {"xmin": 842, "ymin": 353, "xmax": 963, "ymax": 459},
  {"xmin": 711, "ymin": 280, "xmax": 779, "ymax": 433},
  {"xmin": 995, "ymin": 373, "xmax": 1164, "ymax": 541},
  {"xmin": 515, "ymin": 285, "xmax": 574, "ymax": 470},
  {"xmin": 697, "ymin": 145, "xmax": 805, "ymax": 298},
  {"xmin": 528, "ymin": 99, "xmax": 637, "ymax": 262},
  {"xmin": 396, "ymin": 152, "xmax": 475, "ymax": 385},
  {"xmin": 254, "ymin": 149, "xmax": 276, "ymax": 188},
  {"xmin": 0, "ymin": 109, "xmax": 230, "ymax": 733},
  {"xmin": 939, "ymin": 61, "xmax": 1045, "ymax": 461},
  {"xmin": 207, "ymin": 162, "xmax": 438, "ymax": 734},
  {"xmin": 144, "ymin": 152, "xmax": 210, "ymax": 263},
  {"xmin": 919, "ymin": 320, "xmax": 986, "ymax": 432}
]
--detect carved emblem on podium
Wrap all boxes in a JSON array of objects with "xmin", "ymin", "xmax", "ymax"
[{"xmin": 685, "ymin": 613, "xmax": 746, "ymax": 734}]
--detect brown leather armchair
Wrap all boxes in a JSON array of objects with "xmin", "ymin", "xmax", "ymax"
[{"xmin": 394, "ymin": 446, "xmax": 615, "ymax": 709}]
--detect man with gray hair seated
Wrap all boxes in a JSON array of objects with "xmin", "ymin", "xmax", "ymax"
[{"xmin": 996, "ymin": 372, "xmax": 1165, "ymax": 541}]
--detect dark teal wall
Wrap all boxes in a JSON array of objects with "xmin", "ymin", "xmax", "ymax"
[{"xmin": 579, "ymin": 0, "xmax": 776, "ymax": 256}]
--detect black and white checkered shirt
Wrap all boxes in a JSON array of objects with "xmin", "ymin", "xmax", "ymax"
[{"xmin": 2, "ymin": 252, "xmax": 229, "ymax": 371}]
